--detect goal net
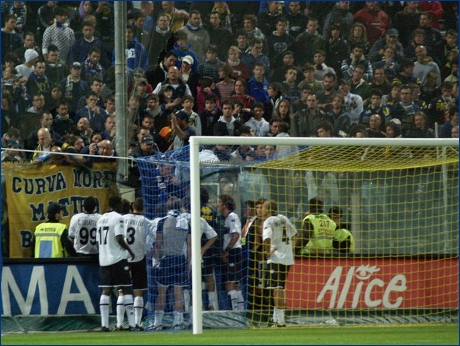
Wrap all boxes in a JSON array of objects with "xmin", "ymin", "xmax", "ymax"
[{"xmin": 136, "ymin": 137, "xmax": 458, "ymax": 333}]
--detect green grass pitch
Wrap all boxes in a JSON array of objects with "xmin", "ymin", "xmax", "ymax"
[{"xmin": 2, "ymin": 324, "xmax": 458, "ymax": 345}]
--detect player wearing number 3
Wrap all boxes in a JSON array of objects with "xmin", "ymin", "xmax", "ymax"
[
  {"xmin": 68, "ymin": 196, "xmax": 101, "ymax": 259},
  {"xmin": 262, "ymin": 199, "xmax": 297, "ymax": 328},
  {"xmin": 122, "ymin": 197, "xmax": 149, "ymax": 331}
]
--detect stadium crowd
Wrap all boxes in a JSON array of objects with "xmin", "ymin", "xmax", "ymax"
[{"xmin": 1, "ymin": 1, "xmax": 459, "ymax": 166}]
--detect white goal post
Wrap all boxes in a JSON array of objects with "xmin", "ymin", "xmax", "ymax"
[{"xmin": 189, "ymin": 136, "xmax": 458, "ymax": 334}]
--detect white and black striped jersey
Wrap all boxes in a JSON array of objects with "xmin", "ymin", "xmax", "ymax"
[
  {"xmin": 262, "ymin": 214, "xmax": 297, "ymax": 266},
  {"xmin": 97, "ymin": 211, "xmax": 126, "ymax": 266},
  {"xmin": 68, "ymin": 212, "xmax": 102, "ymax": 255},
  {"xmin": 222, "ymin": 211, "xmax": 242, "ymax": 250},
  {"xmin": 123, "ymin": 213, "xmax": 147, "ymax": 263}
]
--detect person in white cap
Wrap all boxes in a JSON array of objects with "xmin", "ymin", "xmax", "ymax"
[{"xmin": 15, "ymin": 48, "xmax": 39, "ymax": 78}]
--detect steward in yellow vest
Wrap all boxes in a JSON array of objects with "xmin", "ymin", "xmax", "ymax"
[{"xmin": 34, "ymin": 202, "xmax": 76, "ymax": 258}]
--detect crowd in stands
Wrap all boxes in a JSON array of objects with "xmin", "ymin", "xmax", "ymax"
[{"xmin": 1, "ymin": 0, "xmax": 458, "ymax": 168}]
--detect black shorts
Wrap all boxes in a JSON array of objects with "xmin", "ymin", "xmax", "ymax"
[
  {"xmin": 265, "ymin": 263, "xmax": 291, "ymax": 289},
  {"xmin": 202, "ymin": 246, "xmax": 221, "ymax": 276},
  {"xmin": 223, "ymin": 248, "xmax": 242, "ymax": 284},
  {"xmin": 129, "ymin": 256, "xmax": 148, "ymax": 291},
  {"xmin": 100, "ymin": 259, "xmax": 132, "ymax": 288},
  {"xmin": 157, "ymin": 255, "xmax": 188, "ymax": 287}
]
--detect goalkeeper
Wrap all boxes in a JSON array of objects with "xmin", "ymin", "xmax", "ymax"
[{"xmin": 300, "ymin": 199, "xmax": 354, "ymax": 255}]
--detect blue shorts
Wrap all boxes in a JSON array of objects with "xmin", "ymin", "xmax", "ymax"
[{"xmin": 157, "ymin": 255, "xmax": 188, "ymax": 287}]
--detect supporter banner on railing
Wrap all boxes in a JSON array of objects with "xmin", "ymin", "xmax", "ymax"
[
  {"xmin": 287, "ymin": 258, "xmax": 459, "ymax": 309},
  {"xmin": 2, "ymin": 163, "xmax": 118, "ymax": 258}
]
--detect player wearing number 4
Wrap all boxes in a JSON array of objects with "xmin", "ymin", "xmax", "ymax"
[
  {"xmin": 68, "ymin": 197, "xmax": 101, "ymax": 260},
  {"xmin": 97, "ymin": 195, "xmax": 136, "ymax": 332},
  {"xmin": 122, "ymin": 197, "xmax": 149, "ymax": 331},
  {"xmin": 262, "ymin": 199, "xmax": 297, "ymax": 328}
]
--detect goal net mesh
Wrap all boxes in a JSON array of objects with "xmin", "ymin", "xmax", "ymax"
[{"xmin": 136, "ymin": 140, "xmax": 458, "ymax": 328}]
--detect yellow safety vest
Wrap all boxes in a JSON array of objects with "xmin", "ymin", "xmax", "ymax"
[{"xmin": 34, "ymin": 222, "xmax": 67, "ymax": 258}]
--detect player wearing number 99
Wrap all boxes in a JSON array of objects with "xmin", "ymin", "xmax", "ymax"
[
  {"xmin": 122, "ymin": 197, "xmax": 148, "ymax": 330},
  {"xmin": 68, "ymin": 196, "xmax": 101, "ymax": 259},
  {"xmin": 262, "ymin": 199, "xmax": 297, "ymax": 328},
  {"xmin": 97, "ymin": 195, "xmax": 136, "ymax": 332}
]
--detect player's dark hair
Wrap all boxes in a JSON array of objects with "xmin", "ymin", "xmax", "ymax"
[
  {"xmin": 219, "ymin": 194, "xmax": 235, "ymax": 211},
  {"xmin": 133, "ymin": 197, "xmax": 143, "ymax": 212},
  {"xmin": 108, "ymin": 195, "xmax": 122, "ymax": 210},
  {"xmin": 200, "ymin": 187, "xmax": 209, "ymax": 204},
  {"xmin": 84, "ymin": 196, "xmax": 98, "ymax": 213}
]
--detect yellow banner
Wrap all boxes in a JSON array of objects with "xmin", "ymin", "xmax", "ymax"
[{"xmin": 3, "ymin": 162, "xmax": 118, "ymax": 258}]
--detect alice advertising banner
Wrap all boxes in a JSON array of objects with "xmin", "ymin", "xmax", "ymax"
[{"xmin": 3, "ymin": 162, "xmax": 117, "ymax": 258}]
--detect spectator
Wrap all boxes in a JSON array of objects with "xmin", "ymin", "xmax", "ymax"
[
  {"xmin": 325, "ymin": 24, "xmax": 350, "ymax": 80},
  {"xmin": 60, "ymin": 62, "xmax": 90, "ymax": 114},
  {"xmin": 213, "ymin": 99, "xmax": 244, "ymax": 136},
  {"xmin": 168, "ymin": 30, "xmax": 200, "ymax": 73},
  {"xmin": 413, "ymin": 45, "xmax": 441, "ymax": 87},
  {"xmin": 417, "ymin": 2, "xmax": 444, "ymax": 31},
  {"xmin": 1, "ymin": 139, "xmax": 25, "ymax": 163},
  {"xmin": 285, "ymin": 1, "xmax": 308, "ymax": 38},
  {"xmin": 177, "ymin": 9, "xmax": 210, "ymax": 63},
  {"xmin": 53, "ymin": 100, "xmax": 74, "ymax": 137},
  {"xmin": 169, "ymin": 110, "xmax": 196, "ymax": 150},
  {"xmin": 245, "ymin": 102, "xmax": 270, "ymax": 137},
  {"xmin": 82, "ymin": 47, "xmax": 106, "ymax": 85},
  {"xmin": 1, "ymin": 14, "xmax": 22, "ymax": 62},
  {"xmin": 413, "ymin": 11, "xmax": 442, "ymax": 50},
  {"xmin": 322, "ymin": 1, "xmax": 354, "ymax": 40},
  {"xmin": 372, "ymin": 45, "xmax": 400, "ymax": 81},
  {"xmin": 435, "ymin": 29, "xmax": 459, "ymax": 68},
  {"xmin": 205, "ymin": 11, "xmax": 234, "ymax": 62},
  {"xmin": 295, "ymin": 17, "xmax": 325, "ymax": 66},
  {"xmin": 240, "ymin": 38, "xmax": 270, "ymax": 76},
  {"xmin": 31, "ymin": 127, "xmax": 54, "ymax": 162},
  {"xmin": 153, "ymin": 65, "xmax": 192, "ymax": 100},
  {"xmin": 146, "ymin": 51, "xmax": 178, "ymax": 89},
  {"xmin": 15, "ymin": 49, "xmax": 39, "ymax": 79},
  {"xmin": 216, "ymin": 65, "xmax": 235, "ymax": 102},
  {"xmin": 247, "ymin": 62, "xmax": 270, "ymax": 104},
  {"xmin": 265, "ymin": 17, "xmax": 296, "ymax": 70},
  {"xmin": 393, "ymin": 2, "xmax": 421, "ymax": 47},
  {"xmin": 199, "ymin": 94, "xmax": 222, "ymax": 136},
  {"xmin": 404, "ymin": 111, "xmax": 434, "ymax": 138},
  {"xmin": 365, "ymin": 113, "xmax": 387, "ymax": 138},
  {"xmin": 179, "ymin": 95, "xmax": 201, "ymax": 135},
  {"xmin": 347, "ymin": 22, "xmax": 370, "ymax": 55},
  {"xmin": 271, "ymin": 50, "xmax": 302, "ymax": 85},
  {"xmin": 360, "ymin": 89, "xmax": 390, "ymax": 129},
  {"xmin": 427, "ymin": 81, "xmax": 456, "ymax": 128},
  {"xmin": 230, "ymin": 78, "xmax": 256, "ymax": 115},
  {"xmin": 280, "ymin": 67, "xmax": 301, "ymax": 105},
  {"xmin": 42, "ymin": 6, "xmax": 75, "ymax": 64},
  {"xmin": 368, "ymin": 28, "xmax": 405, "ymax": 64},
  {"xmin": 13, "ymin": 32, "xmax": 39, "ymax": 65},
  {"xmin": 225, "ymin": 45, "xmax": 250, "ymax": 81},
  {"xmin": 316, "ymin": 72, "xmax": 338, "ymax": 112},
  {"xmin": 143, "ymin": 13, "xmax": 173, "ymax": 68},
  {"xmin": 258, "ymin": 1, "xmax": 284, "ymax": 36},
  {"xmin": 291, "ymin": 93, "xmax": 329, "ymax": 137},
  {"xmin": 348, "ymin": 64, "xmax": 372, "ymax": 102},
  {"xmin": 159, "ymin": 1, "xmax": 189, "ymax": 34},
  {"xmin": 234, "ymin": 29, "xmax": 251, "ymax": 56},
  {"xmin": 274, "ymin": 99, "xmax": 293, "ymax": 125},
  {"xmin": 241, "ymin": 14, "xmax": 266, "ymax": 46},
  {"xmin": 75, "ymin": 91, "xmax": 107, "ymax": 133},
  {"xmin": 341, "ymin": 43, "xmax": 373, "ymax": 82},
  {"xmin": 198, "ymin": 44, "xmax": 224, "ymax": 83},
  {"xmin": 391, "ymin": 84, "xmax": 422, "ymax": 135},
  {"xmin": 298, "ymin": 64, "xmax": 324, "ymax": 95},
  {"xmin": 353, "ymin": 2, "xmax": 391, "ymax": 46},
  {"xmin": 70, "ymin": 21, "xmax": 107, "ymax": 68},
  {"xmin": 369, "ymin": 66, "xmax": 392, "ymax": 96},
  {"xmin": 25, "ymin": 60, "xmax": 51, "ymax": 98},
  {"xmin": 393, "ymin": 58, "xmax": 420, "ymax": 86},
  {"xmin": 114, "ymin": 25, "xmax": 149, "ymax": 72},
  {"xmin": 327, "ymin": 94, "xmax": 352, "ymax": 137},
  {"xmin": 439, "ymin": 106, "xmax": 458, "ymax": 138},
  {"xmin": 44, "ymin": 44, "xmax": 69, "ymax": 87}
]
